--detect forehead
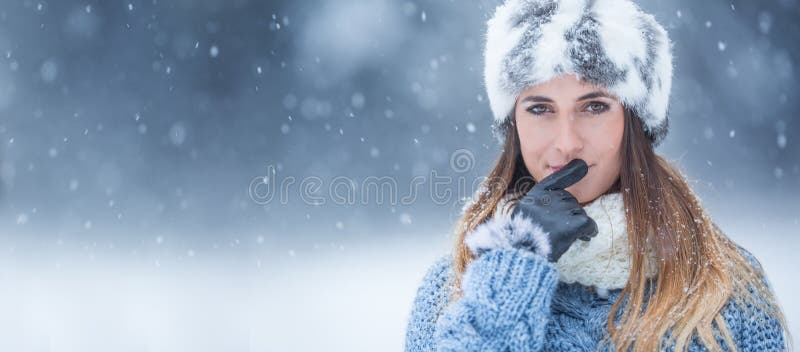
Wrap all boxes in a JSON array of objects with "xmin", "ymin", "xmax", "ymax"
[{"xmin": 519, "ymin": 73, "xmax": 616, "ymax": 101}]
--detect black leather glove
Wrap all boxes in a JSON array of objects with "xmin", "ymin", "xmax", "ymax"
[{"xmin": 511, "ymin": 158, "xmax": 599, "ymax": 262}]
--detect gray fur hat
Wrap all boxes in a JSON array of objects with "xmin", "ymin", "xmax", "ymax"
[{"xmin": 484, "ymin": 0, "xmax": 674, "ymax": 146}]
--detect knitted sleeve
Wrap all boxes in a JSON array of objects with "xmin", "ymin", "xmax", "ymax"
[
  {"xmin": 433, "ymin": 248, "xmax": 558, "ymax": 351},
  {"xmin": 403, "ymin": 213, "xmax": 560, "ymax": 351},
  {"xmin": 404, "ymin": 254, "xmax": 454, "ymax": 352}
]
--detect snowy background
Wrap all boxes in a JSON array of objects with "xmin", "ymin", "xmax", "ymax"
[{"xmin": 0, "ymin": 0, "xmax": 797, "ymax": 351}]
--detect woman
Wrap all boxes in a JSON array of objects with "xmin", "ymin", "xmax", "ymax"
[{"xmin": 404, "ymin": 0, "xmax": 791, "ymax": 351}]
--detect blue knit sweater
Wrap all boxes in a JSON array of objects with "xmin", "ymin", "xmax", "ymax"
[{"xmin": 403, "ymin": 247, "xmax": 786, "ymax": 351}]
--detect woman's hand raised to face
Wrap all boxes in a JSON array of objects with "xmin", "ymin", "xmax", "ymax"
[{"xmin": 512, "ymin": 158, "xmax": 599, "ymax": 263}]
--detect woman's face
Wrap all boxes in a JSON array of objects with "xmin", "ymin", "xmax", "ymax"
[{"xmin": 514, "ymin": 73, "xmax": 624, "ymax": 206}]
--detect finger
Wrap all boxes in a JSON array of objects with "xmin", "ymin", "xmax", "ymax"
[
  {"xmin": 577, "ymin": 219, "xmax": 598, "ymax": 241},
  {"xmin": 577, "ymin": 216, "xmax": 599, "ymax": 239},
  {"xmin": 536, "ymin": 158, "xmax": 589, "ymax": 191},
  {"xmin": 558, "ymin": 190, "xmax": 575, "ymax": 201}
]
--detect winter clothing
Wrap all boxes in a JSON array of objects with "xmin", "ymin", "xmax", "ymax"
[
  {"xmin": 467, "ymin": 159, "xmax": 600, "ymax": 263},
  {"xmin": 403, "ymin": 191, "xmax": 786, "ymax": 351},
  {"xmin": 472, "ymin": 189, "xmax": 655, "ymax": 297},
  {"xmin": 543, "ymin": 191, "xmax": 656, "ymax": 294},
  {"xmin": 484, "ymin": 0, "xmax": 673, "ymax": 146}
]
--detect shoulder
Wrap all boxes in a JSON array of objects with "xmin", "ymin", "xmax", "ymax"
[
  {"xmin": 412, "ymin": 253, "xmax": 455, "ymax": 304},
  {"xmin": 734, "ymin": 244, "xmax": 761, "ymax": 269},
  {"xmin": 727, "ymin": 243, "xmax": 777, "ymax": 310},
  {"xmin": 404, "ymin": 253, "xmax": 456, "ymax": 350},
  {"xmin": 719, "ymin": 244, "xmax": 788, "ymax": 350},
  {"xmin": 733, "ymin": 244, "xmax": 772, "ymax": 289}
]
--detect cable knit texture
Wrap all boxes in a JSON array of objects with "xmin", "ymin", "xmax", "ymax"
[
  {"xmin": 434, "ymin": 249, "xmax": 559, "ymax": 351},
  {"xmin": 404, "ymin": 192, "xmax": 787, "ymax": 351}
]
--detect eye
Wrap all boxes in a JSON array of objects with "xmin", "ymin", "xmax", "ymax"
[
  {"xmin": 585, "ymin": 101, "xmax": 610, "ymax": 114},
  {"xmin": 525, "ymin": 104, "xmax": 551, "ymax": 115}
]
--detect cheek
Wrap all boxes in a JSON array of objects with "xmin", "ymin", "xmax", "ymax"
[
  {"xmin": 585, "ymin": 132, "xmax": 623, "ymax": 183},
  {"xmin": 517, "ymin": 131, "xmax": 549, "ymax": 179},
  {"xmin": 587, "ymin": 114, "xmax": 624, "ymax": 158}
]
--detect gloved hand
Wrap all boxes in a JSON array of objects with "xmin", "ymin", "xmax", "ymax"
[{"xmin": 511, "ymin": 158, "xmax": 599, "ymax": 262}]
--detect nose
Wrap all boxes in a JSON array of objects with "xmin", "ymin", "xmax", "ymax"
[{"xmin": 553, "ymin": 115, "xmax": 584, "ymax": 157}]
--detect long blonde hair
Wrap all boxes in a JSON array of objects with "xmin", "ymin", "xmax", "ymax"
[{"xmin": 450, "ymin": 107, "xmax": 792, "ymax": 351}]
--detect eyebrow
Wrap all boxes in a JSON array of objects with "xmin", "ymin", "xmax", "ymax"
[{"xmin": 520, "ymin": 91, "xmax": 612, "ymax": 103}]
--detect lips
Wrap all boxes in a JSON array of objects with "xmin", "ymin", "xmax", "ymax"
[{"xmin": 549, "ymin": 163, "xmax": 593, "ymax": 172}]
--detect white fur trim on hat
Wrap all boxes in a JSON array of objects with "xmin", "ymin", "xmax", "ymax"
[{"xmin": 484, "ymin": 0, "xmax": 673, "ymax": 146}]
